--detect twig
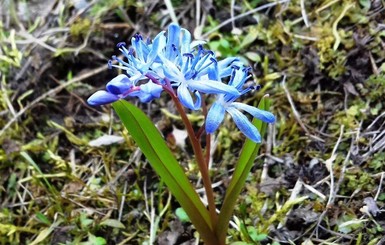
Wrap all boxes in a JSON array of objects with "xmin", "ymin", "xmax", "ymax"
[
  {"xmin": 369, "ymin": 51, "xmax": 379, "ymax": 75},
  {"xmin": 16, "ymin": 31, "xmax": 57, "ymax": 52},
  {"xmin": 66, "ymin": 0, "xmax": 98, "ymax": 26},
  {"xmin": 118, "ymin": 181, "xmax": 128, "ymax": 222},
  {"xmin": 366, "ymin": 110, "xmax": 385, "ymax": 130},
  {"xmin": 196, "ymin": 180, "xmax": 224, "ymax": 193},
  {"xmin": 315, "ymin": 0, "xmax": 340, "ymax": 14},
  {"xmin": 208, "ymin": 134, "xmax": 218, "ymax": 170},
  {"xmin": 317, "ymin": 224, "xmax": 354, "ymax": 239},
  {"xmin": 277, "ymin": 179, "xmax": 303, "ymax": 228},
  {"xmin": 281, "ymin": 75, "xmax": 325, "ymax": 142},
  {"xmin": 373, "ymin": 129, "xmax": 385, "ymax": 144},
  {"xmin": 261, "ymin": 123, "xmax": 275, "ymax": 183},
  {"xmin": 164, "ymin": 0, "xmax": 179, "ymax": 24},
  {"xmin": 300, "ymin": 0, "xmax": 309, "ymax": 27},
  {"xmin": 117, "ymin": 6, "xmax": 136, "ymax": 30},
  {"xmin": 303, "ymin": 183, "xmax": 326, "ymax": 200},
  {"xmin": 230, "ymin": 0, "xmax": 236, "ymax": 30},
  {"xmin": 49, "ymin": 74, "xmax": 100, "ymax": 114},
  {"xmin": 374, "ymin": 172, "xmax": 384, "ymax": 201},
  {"xmin": 311, "ymin": 125, "xmax": 348, "ymax": 238},
  {"xmin": 363, "ymin": 132, "xmax": 385, "ymax": 158},
  {"xmin": 0, "ymin": 64, "xmax": 108, "ymax": 136},
  {"xmin": 196, "ymin": 0, "xmax": 201, "ymax": 28},
  {"xmin": 1, "ymin": 78, "xmax": 17, "ymax": 117},
  {"xmin": 332, "ymin": 3, "xmax": 355, "ymax": 50},
  {"xmin": 202, "ymin": 0, "xmax": 290, "ymax": 38},
  {"xmin": 293, "ymin": 34, "xmax": 319, "ymax": 41},
  {"xmin": 376, "ymin": 234, "xmax": 385, "ymax": 245},
  {"xmin": 328, "ymin": 125, "xmax": 345, "ymax": 201}
]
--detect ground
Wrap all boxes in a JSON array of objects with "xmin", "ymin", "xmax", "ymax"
[{"xmin": 1, "ymin": 0, "xmax": 385, "ymax": 244}]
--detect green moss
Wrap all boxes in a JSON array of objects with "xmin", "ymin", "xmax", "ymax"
[{"xmin": 70, "ymin": 18, "xmax": 92, "ymax": 38}]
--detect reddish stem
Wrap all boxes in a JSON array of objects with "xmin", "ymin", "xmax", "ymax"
[
  {"xmin": 164, "ymin": 89, "xmax": 218, "ymax": 229},
  {"xmin": 148, "ymin": 74, "xmax": 220, "ymax": 243}
]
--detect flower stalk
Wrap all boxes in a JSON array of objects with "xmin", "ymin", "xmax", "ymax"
[{"xmin": 164, "ymin": 86, "xmax": 218, "ymax": 229}]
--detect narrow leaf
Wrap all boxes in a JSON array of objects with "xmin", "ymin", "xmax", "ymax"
[
  {"xmin": 112, "ymin": 100, "xmax": 217, "ymax": 244},
  {"xmin": 100, "ymin": 219, "xmax": 125, "ymax": 229},
  {"xmin": 216, "ymin": 97, "xmax": 271, "ymax": 241},
  {"xmin": 29, "ymin": 220, "xmax": 61, "ymax": 245},
  {"xmin": 36, "ymin": 212, "xmax": 51, "ymax": 225}
]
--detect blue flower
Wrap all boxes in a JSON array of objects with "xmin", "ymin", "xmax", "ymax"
[
  {"xmin": 88, "ymin": 23, "xmax": 257, "ymax": 112},
  {"xmin": 87, "ymin": 74, "xmax": 162, "ymax": 105},
  {"xmin": 88, "ymin": 23, "xmax": 276, "ymax": 141},
  {"xmin": 88, "ymin": 31, "xmax": 166, "ymax": 106},
  {"xmin": 109, "ymin": 31, "xmax": 166, "ymax": 84},
  {"xmin": 157, "ymin": 24, "xmax": 240, "ymax": 110},
  {"xmin": 205, "ymin": 65, "xmax": 275, "ymax": 143},
  {"xmin": 129, "ymin": 81, "xmax": 163, "ymax": 103}
]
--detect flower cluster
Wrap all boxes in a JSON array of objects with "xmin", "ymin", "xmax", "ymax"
[{"xmin": 88, "ymin": 23, "xmax": 275, "ymax": 142}]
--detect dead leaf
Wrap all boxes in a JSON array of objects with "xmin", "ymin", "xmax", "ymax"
[{"xmin": 89, "ymin": 135, "xmax": 124, "ymax": 147}]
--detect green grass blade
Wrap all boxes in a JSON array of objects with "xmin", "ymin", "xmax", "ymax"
[
  {"xmin": 20, "ymin": 151, "xmax": 58, "ymax": 195},
  {"xmin": 216, "ymin": 97, "xmax": 271, "ymax": 241},
  {"xmin": 112, "ymin": 100, "xmax": 217, "ymax": 243}
]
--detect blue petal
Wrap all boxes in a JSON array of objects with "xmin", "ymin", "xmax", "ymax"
[
  {"xmin": 177, "ymin": 83, "xmax": 196, "ymax": 110},
  {"xmin": 218, "ymin": 66, "xmax": 233, "ymax": 78},
  {"xmin": 146, "ymin": 31, "xmax": 166, "ymax": 66},
  {"xmin": 205, "ymin": 101, "xmax": 226, "ymax": 133},
  {"xmin": 187, "ymin": 79, "xmax": 240, "ymax": 96},
  {"xmin": 106, "ymin": 74, "xmax": 133, "ymax": 94},
  {"xmin": 166, "ymin": 23, "xmax": 181, "ymax": 60},
  {"xmin": 127, "ymin": 72, "xmax": 145, "ymax": 85},
  {"xmin": 137, "ymin": 94, "xmax": 153, "ymax": 103},
  {"xmin": 128, "ymin": 82, "xmax": 162, "ymax": 99},
  {"xmin": 226, "ymin": 107, "xmax": 261, "ymax": 143},
  {"xmin": 131, "ymin": 36, "xmax": 147, "ymax": 62},
  {"xmin": 218, "ymin": 57, "xmax": 239, "ymax": 71},
  {"xmin": 218, "ymin": 59, "xmax": 241, "ymax": 78},
  {"xmin": 87, "ymin": 90, "xmax": 119, "ymax": 106},
  {"xmin": 207, "ymin": 64, "xmax": 219, "ymax": 81},
  {"xmin": 180, "ymin": 28, "xmax": 192, "ymax": 54},
  {"xmin": 193, "ymin": 91, "xmax": 202, "ymax": 109},
  {"xmin": 194, "ymin": 53, "xmax": 215, "ymax": 76},
  {"xmin": 129, "ymin": 89, "xmax": 153, "ymax": 103},
  {"xmin": 229, "ymin": 67, "xmax": 246, "ymax": 88},
  {"xmin": 140, "ymin": 82, "xmax": 163, "ymax": 98},
  {"xmin": 232, "ymin": 102, "xmax": 276, "ymax": 123},
  {"xmin": 158, "ymin": 54, "xmax": 183, "ymax": 82},
  {"xmin": 190, "ymin": 40, "xmax": 206, "ymax": 49}
]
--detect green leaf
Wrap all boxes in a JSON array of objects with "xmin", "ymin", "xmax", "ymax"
[
  {"xmin": 82, "ymin": 233, "xmax": 106, "ymax": 245},
  {"xmin": 112, "ymin": 100, "xmax": 217, "ymax": 244},
  {"xmin": 215, "ymin": 97, "xmax": 271, "ymax": 241},
  {"xmin": 175, "ymin": 207, "xmax": 190, "ymax": 223},
  {"xmin": 80, "ymin": 213, "xmax": 93, "ymax": 228},
  {"xmin": 247, "ymin": 227, "xmax": 267, "ymax": 242},
  {"xmin": 337, "ymin": 215, "xmax": 366, "ymax": 234},
  {"xmin": 36, "ymin": 212, "xmax": 51, "ymax": 225},
  {"xmin": 244, "ymin": 52, "xmax": 261, "ymax": 62},
  {"xmin": 359, "ymin": 0, "xmax": 371, "ymax": 10},
  {"xmin": 240, "ymin": 26, "xmax": 259, "ymax": 49},
  {"xmin": 48, "ymin": 121, "xmax": 87, "ymax": 146},
  {"xmin": 100, "ymin": 219, "xmax": 125, "ymax": 229},
  {"xmin": 230, "ymin": 242, "xmax": 253, "ymax": 245}
]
